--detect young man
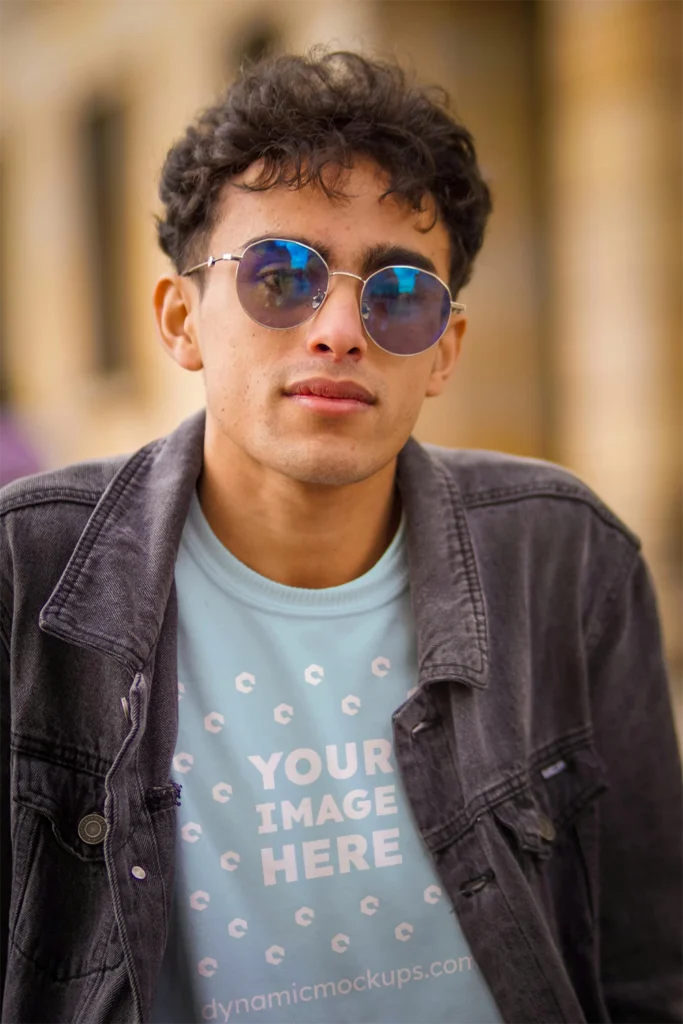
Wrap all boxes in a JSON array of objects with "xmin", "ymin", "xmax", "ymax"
[{"xmin": 1, "ymin": 51, "xmax": 680, "ymax": 1024}]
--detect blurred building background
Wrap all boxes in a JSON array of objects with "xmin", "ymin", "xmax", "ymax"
[{"xmin": 0, "ymin": 0, "xmax": 681, "ymax": 715}]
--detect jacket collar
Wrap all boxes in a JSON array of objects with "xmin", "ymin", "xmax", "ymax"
[
  {"xmin": 41, "ymin": 409, "xmax": 489, "ymax": 689},
  {"xmin": 397, "ymin": 438, "xmax": 489, "ymax": 688}
]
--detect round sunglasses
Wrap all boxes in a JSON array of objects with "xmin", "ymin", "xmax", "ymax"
[{"xmin": 181, "ymin": 238, "xmax": 465, "ymax": 357}]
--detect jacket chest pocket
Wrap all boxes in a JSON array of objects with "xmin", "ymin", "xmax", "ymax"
[
  {"xmin": 492, "ymin": 741, "xmax": 607, "ymax": 923},
  {"xmin": 10, "ymin": 753, "xmax": 126, "ymax": 982}
]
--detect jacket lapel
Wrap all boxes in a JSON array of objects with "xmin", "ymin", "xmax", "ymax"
[
  {"xmin": 397, "ymin": 438, "xmax": 489, "ymax": 689},
  {"xmin": 40, "ymin": 410, "xmax": 206, "ymax": 670},
  {"xmin": 41, "ymin": 411, "xmax": 489, "ymax": 689}
]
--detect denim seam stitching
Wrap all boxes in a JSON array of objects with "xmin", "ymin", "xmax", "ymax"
[
  {"xmin": 450, "ymin": 482, "xmax": 489, "ymax": 655},
  {"xmin": 7, "ymin": 805, "xmax": 39, "ymax": 944},
  {"xmin": 38, "ymin": 446, "xmax": 161, "ymax": 668},
  {"xmin": 464, "ymin": 481, "xmax": 589, "ymax": 502},
  {"xmin": 42, "ymin": 443, "xmax": 160, "ymax": 621},
  {"xmin": 419, "ymin": 665, "xmax": 485, "ymax": 686},
  {"xmin": 75, "ymin": 917, "xmax": 124, "ymax": 1024},
  {"xmin": 462, "ymin": 485, "xmax": 641, "ymax": 546},
  {"xmin": 103, "ymin": 671, "xmax": 145, "ymax": 1021},
  {"xmin": 134, "ymin": 745, "xmax": 170, "ymax": 935},
  {"xmin": 424, "ymin": 725, "xmax": 600, "ymax": 850},
  {"xmin": 476, "ymin": 824, "xmax": 567, "ymax": 1020},
  {"xmin": 528, "ymin": 724, "xmax": 596, "ymax": 771},
  {"xmin": 584, "ymin": 544, "xmax": 640, "ymax": 656},
  {"xmin": 74, "ymin": 965, "xmax": 104, "ymax": 1024},
  {"xmin": 0, "ymin": 491, "xmax": 102, "ymax": 516},
  {"xmin": 434, "ymin": 458, "xmax": 489, "ymax": 669},
  {"xmin": 10, "ymin": 931, "xmax": 117, "ymax": 982},
  {"xmin": 37, "ymin": 612, "xmax": 142, "ymax": 668},
  {"xmin": 11, "ymin": 735, "xmax": 113, "ymax": 777},
  {"xmin": 424, "ymin": 773, "xmax": 531, "ymax": 849},
  {"xmin": 0, "ymin": 602, "xmax": 11, "ymax": 650}
]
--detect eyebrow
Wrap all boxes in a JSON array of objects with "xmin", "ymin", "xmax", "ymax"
[{"xmin": 238, "ymin": 234, "xmax": 439, "ymax": 277}]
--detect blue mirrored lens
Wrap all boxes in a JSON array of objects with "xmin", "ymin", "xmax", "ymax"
[
  {"xmin": 237, "ymin": 240, "xmax": 328, "ymax": 328},
  {"xmin": 362, "ymin": 267, "xmax": 451, "ymax": 355}
]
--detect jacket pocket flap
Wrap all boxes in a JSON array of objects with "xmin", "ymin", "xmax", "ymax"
[
  {"xmin": 532, "ymin": 741, "xmax": 608, "ymax": 831},
  {"xmin": 492, "ymin": 741, "xmax": 607, "ymax": 858},
  {"xmin": 492, "ymin": 790, "xmax": 554, "ymax": 857},
  {"xmin": 15, "ymin": 753, "xmax": 110, "ymax": 861}
]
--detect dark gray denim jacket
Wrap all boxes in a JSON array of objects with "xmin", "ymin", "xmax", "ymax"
[{"xmin": 1, "ymin": 409, "xmax": 681, "ymax": 1024}]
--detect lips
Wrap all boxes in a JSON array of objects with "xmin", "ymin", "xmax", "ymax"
[{"xmin": 285, "ymin": 378, "xmax": 375, "ymax": 404}]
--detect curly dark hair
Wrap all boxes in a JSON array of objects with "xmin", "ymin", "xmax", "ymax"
[{"xmin": 156, "ymin": 50, "xmax": 492, "ymax": 295}]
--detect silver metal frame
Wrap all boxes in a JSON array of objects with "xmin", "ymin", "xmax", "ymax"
[{"xmin": 182, "ymin": 238, "xmax": 466, "ymax": 356}]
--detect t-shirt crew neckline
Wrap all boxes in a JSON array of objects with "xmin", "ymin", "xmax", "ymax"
[{"xmin": 181, "ymin": 488, "xmax": 409, "ymax": 617}]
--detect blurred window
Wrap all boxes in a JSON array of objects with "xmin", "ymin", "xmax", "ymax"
[{"xmin": 82, "ymin": 99, "xmax": 129, "ymax": 376}]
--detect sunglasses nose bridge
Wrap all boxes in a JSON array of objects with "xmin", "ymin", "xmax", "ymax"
[
  {"xmin": 328, "ymin": 270, "xmax": 364, "ymax": 284},
  {"xmin": 319, "ymin": 269, "xmax": 366, "ymax": 316},
  {"xmin": 309, "ymin": 270, "xmax": 362, "ymax": 307}
]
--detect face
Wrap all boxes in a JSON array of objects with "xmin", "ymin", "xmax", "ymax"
[{"xmin": 155, "ymin": 159, "xmax": 465, "ymax": 489}]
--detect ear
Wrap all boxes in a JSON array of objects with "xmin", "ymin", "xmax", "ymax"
[
  {"xmin": 425, "ymin": 317, "xmax": 466, "ymax": 397},
  {"xmin": 153, "ymin": 274, "xmax": 203, "ymax": 371}
]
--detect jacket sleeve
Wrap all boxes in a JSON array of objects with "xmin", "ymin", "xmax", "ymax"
[{"xmin": 589, "ymin": 550, "xmax": 682, "ymax": 1023}]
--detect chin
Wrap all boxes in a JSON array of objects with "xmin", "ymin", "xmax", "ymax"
[
  {"xmin": 285, "ymin": 460, "xmax": 375, "ymax": 488},
  {"xmin": 271, "ymin": 445, "xmax": 382, "ymax": 488}
]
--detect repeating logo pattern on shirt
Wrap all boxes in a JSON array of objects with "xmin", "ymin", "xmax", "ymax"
[{"xmin": 175, "ymin": 657, "xmax": 438, "ymax": 978}]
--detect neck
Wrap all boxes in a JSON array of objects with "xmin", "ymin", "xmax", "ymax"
[{"xmin": 197, "ymin": 439, "xmax": 402, "ymax": 590}]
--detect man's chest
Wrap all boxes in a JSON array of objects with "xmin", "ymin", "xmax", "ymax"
[{"xmin": 151, "ymin": 575, "xmax": 501, "ymax": 1023}]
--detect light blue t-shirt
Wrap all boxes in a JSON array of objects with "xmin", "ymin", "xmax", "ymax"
[{"xmin": 151, "ymin": 492, "xmax": 501, "ymax": 1024}]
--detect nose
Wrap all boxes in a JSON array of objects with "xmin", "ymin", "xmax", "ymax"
[{"xmin": 303, "ymin": 272, "xmax": 369, "ymax": 362}]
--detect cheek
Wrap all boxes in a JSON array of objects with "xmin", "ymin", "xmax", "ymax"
[
  {"xmin": 390, "ymin": 361, "xmax": 433, "ymax": 418},
  {"xmin": 198, "ymin": 285, "xmax": 253, "ymax": 367},
  {"xmin": 201, "ymin": 324, "xmax": 275, "ymax": 416}
]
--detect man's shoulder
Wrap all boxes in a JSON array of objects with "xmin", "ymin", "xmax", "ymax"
[
  {"xmin": 0, "ymin": 456, "xmax": 135, "ymax": 636},
  {"xmin": 421, "ymin": 440, "xmax": 641, "ymax": 549},
  {"xmin": 0, "ymin": 454, "xmax": 127, "ymax": 517},
  {"xmin": 0, "ymin": 410, "xmax": 204, "ymax": 520}
]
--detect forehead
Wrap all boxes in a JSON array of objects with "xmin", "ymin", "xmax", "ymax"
[{"xmin": 209, "ymin": 159, "xmax": 451, "ymax": 276}]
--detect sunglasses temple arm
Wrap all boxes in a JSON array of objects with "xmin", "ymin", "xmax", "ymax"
[
  {"xmin": 181, "ymin": 254, "xmax": 242, "ymax": 277},
  {"xmin": 451, "ymin": 301, "xmax": 466, "ymax": 314}
]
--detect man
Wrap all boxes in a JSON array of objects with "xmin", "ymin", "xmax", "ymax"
[{"xmin": 1, "ymin": 50, "xmax": 680, "ymax": 1024}]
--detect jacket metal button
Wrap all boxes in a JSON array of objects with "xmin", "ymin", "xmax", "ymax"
[
  {"xmin": 538, "ymin": 814, "xmax": 556, "ymax": 842},
  {"xmin": 131, "ymin": 865, "xmax": 146, "ymax": 880},
  {"xmin": 78, "ymin": 813, "xmax": 107, "ymax": 845}
]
